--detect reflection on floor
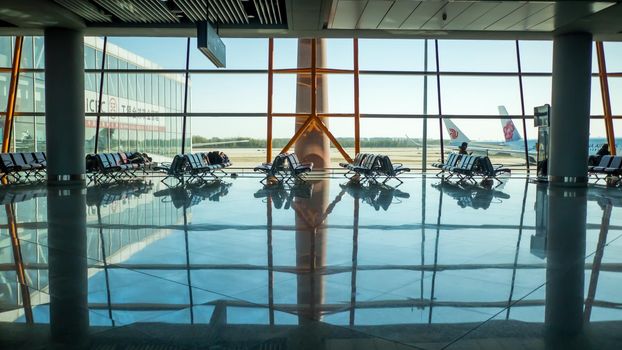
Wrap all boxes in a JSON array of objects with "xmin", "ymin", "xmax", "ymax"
[{"xmin": 1, "ymin": 176, "xmax": 622, "ymax": 349}]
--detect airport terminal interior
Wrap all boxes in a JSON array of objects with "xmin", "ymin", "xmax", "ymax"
[{"xmin": 1, "ymin": 1, "xmax": 622, "ymax": 349}]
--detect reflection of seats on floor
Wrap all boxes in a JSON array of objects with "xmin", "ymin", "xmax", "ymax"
[
  {"xmin": 340, "ymin": 182, "xmax": 410, "ymax": 211},
  {"xmin": 588, "ymin": 185, "xmax": 622, "ymax": 209},
  {"xmin": 254, "ymin": 182, "xmax": 313, "ymax": 209},
  {"xmin": 153, "ymin": 181, "xmax": 231, "ymax": 209},
  {"xmin": 432, "ymin": 180, "xmax": 510, "ymax": 210},
  {"xmin": 86, "ymin": 180, "xmax": 153, "ymax": 207},
  {"xmin": 188, "ymin": 181, "xmax": 231, "ymax": 202},
  {"xmin": 0, "ymin": 184, "xmax": 47, "ymax": 204}
]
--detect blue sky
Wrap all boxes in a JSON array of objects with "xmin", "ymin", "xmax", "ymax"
[{"xmin": 109, "ymin": 37, "xmax": 622, "ymax": 141}]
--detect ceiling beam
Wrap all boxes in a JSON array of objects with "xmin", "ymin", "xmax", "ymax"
[{"xmin": 0, "ymin": 0, "xmax": 84, "ymax": 29}]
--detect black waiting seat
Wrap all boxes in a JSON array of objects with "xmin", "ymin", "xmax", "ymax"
[
  {"xmin": 33, "ymin": 152, "xmax": 47, "ymax": 167},
  {"xmin": 340, "ymin": 153, "xmax": 368, "ymax": 175},
  {"xmin": 154, "ymin": 154, "xmax": 187, "ymax": 185},
  {"xmin": 352, "ymin": 154, "xmax": 379, "ymax": 180},
  {"xmin": 254, "ymin": 153, "xmax": 289, "ymax": 184},
  {"xmin": 433, "ymin": 153, "xmax": 458, "ymax": 170},
  {"xmin": 285, "ymin": 153, "xmax": 313, "ymax": 183},
  {"xmin": 434, "ymin": 153, "xmax": 510, "ymax": 187},
  {"xmin": 0, "ymin": 152, "xmax": 48, "ymax": 183},
  {"xmin": 589, "ymin": 155, "xmax": 616, "ymax": 183},
  {"xmin": 376, "ymin": 155, "xmax": 410, "ymax": 185},
  {"xmin": 473, "ymin": 156, "xmax": 511, "ymax": 185},
  {"xmin": 182, "ymin": 153, "xmax": 230, "ymax": 184},
  {"xmin": 603, "ymin": 156, "xmax": 622, "ymax": 176},
  {"xmin": 435, "ymin": 153, "xmax": 462, "ymax": 176},
  {"xmin": 86, "ymin": 151, "xmax": 154, "ymax": 184},
  {"xmin": 588, "ymin": 155, "xmax": 613, "ymax": 173}
]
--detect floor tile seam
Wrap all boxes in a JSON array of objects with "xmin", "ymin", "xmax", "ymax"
[{"xmin": 439, "ymin": 281, "xmax": 547, "ymax": 350}]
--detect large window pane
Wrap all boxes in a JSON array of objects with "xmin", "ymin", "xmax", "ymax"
[
  {"xmin": 361, "ymin": 117, "xmax": 424, "ymax": 169},
  {"xmin": 605, "ymin": 42, "xmax": 622, "ymax": 73},
  {"xmin": 272, "ymin": 74, "xmax": 298, "ymax": 114},
  {"xmin": 521, "ymin": 77, "xmax": 551, "ymax": 114},
  {"xmin": 325, "ymin": 74, "xmax": 353, "ymax": 114},
  {"xmin": 0, "ymin": 36, "xmax": 11, "ymax": 67},
  {"xmin": 360, "ymin": 75, "xmax": 423, "ymax": 114},
  {"xmin": 273, "ymin": 39, "xmax": 298, "ymax": 69},
  {"xmin": 107, "ymin": 37, "xmax": 187, "ymax": 69},
  {"xmin": 16, "ymin": 73, "xmax": 34, "ymax": 113},
  {"xmin": 441, "ymin": 76, "xmax": 521, "ymax": 115},
  {"xmin": 190, "ymin": 74, "xmax": 267, "ymax": 113},
  {"xmin": 519, "ymin": 41, "xmax": 552, "ymax": 73},
  {"xmin": 322, "ymin": 39, "xmax": 353, "ymax": 70},
  {"xmin": 20, "ymin": 36, "xmax": 33, "ymax": 69},
  {"xmin": 610, "ymin": 77, "xmax": 622, "ymax": 115},
  {"xmin": 438, "ymin": 40, "xmax": 517, "ymax": 72},
  {"xmin": 359, "ymin": 39, "xmax": 425, "ymax": 71},
  {"xmin": 15, "ymin": 115, "xmax": 35, "ymax": 152},
  {"xmin": 34, "ymin": 36, "xmax": 44, "ymax": 69},
  {"xmin": 84, "ymin": 45, "xmax": 97, "ymax": 70}
]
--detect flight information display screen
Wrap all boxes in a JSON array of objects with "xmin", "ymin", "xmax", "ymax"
[{"xmin": 534, "ymin": 104, "xmax": 551, "ymax": 127}]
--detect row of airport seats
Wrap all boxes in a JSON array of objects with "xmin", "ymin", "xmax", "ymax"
[
  {"xmin": 154, "ymin": 151, "xmax": 231, "ymax": 186},
  {"xmin": 588, "ymin": 155, "xmax": 622, "ymax": 184},
  {"xmin": 86, "ymin": 152, "xmax": 152, "ymax": 183},
  {"xmin": 254, "ymin": 153, "xmax": 313, "ymax": 185},
  {"xmin": 432, "ymin": 153, "xmax": 510, "ymax": 185},
  {"xmin": 0, "ymin": 152, "xmax": 47, "ymax": 183},
  {"xmin": 340, "ymin": 153, "xmax": 411, "ymax": 185}
]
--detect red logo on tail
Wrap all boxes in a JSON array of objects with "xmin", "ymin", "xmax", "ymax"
[
  {"xmin": 449, "ymin": 128, "xmax": 458, "ymax": 139},
  {"xmin": 503, "ymin": 121, "xmax": 515, "ymax": 142}
]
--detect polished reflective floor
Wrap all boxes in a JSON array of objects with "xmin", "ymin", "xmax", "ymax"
[{"xmin": 1, "ymin": 175, "xmax": 622, "ymax": 349}]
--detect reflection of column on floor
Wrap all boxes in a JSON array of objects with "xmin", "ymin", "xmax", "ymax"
[
  {"xmin": 295, "ymin": 39, "xmax": 330, "ymax": 169},
  {"xmin": 48, "ymin": 187, "xmax": 89, "ymax": 346},
  {"xmin": 296, "ymin": 180, "xmax": 329, "ymax": 325},
  {"xmin": 6, "ymin": 203, "xmax": 33, "ymax": 323},
  {"xmin": 584, "ymin": 199, "xmax": 612, "ymax": 322},
  {"xmin": 545, "ymin": 186, "xmax": 586, "ymax": 336}
]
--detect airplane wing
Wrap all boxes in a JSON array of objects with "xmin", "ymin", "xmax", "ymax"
[
  {"xmin": 466, "ymin": 146, "xmax": 536, "ymax": 164},
  {"xmin": 192, "ymin": 140, "xmax": 250, "ymax": 147}
]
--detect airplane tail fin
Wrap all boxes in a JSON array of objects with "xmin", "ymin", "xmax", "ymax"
[
  {"xmin": 443, "ymin": 119, "xmax": 470, "ymax": 146},
  {"xmin": 498, "ymin": 105, "xmax": 522, "ymax": 142}
]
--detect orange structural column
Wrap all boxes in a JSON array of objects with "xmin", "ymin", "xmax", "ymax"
[
  {"xmin": 2, "ymin": 36, "xmax": 24, "ymax": 153},
  {"xmin": 279, "ymin": 38, "xmax": 353, "ymax": 166},
  {"xmin": 596, "ymin": 41, "xmax": 616, "ymax": 155},
  {"xmin": 267, "ymin": 38, "xmax": 274, "ymax": 163},
  {"xmin": 353, "ymin": 38, "xmax": 360, "ymax": 155},
  {"xmin": 293, "ymin": 38, "xmax": 331, "ymax": 168}
]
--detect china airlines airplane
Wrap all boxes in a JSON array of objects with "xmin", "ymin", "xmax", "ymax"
[{"xmin": 444, "ymin": 106, "xmax": 617, "ymax": 163}]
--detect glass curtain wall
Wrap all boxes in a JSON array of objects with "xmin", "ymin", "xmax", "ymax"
[
  {"xmin": 0, "ymin": 37, "xmax": 621, "ymax": 169},
  {"xmin": 0, "ymin": 36, "xmax": 188, "ymax": 161},
  {"xmin": 188, "ymin": 38, "xmax": 622, "ymax": 170}
]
